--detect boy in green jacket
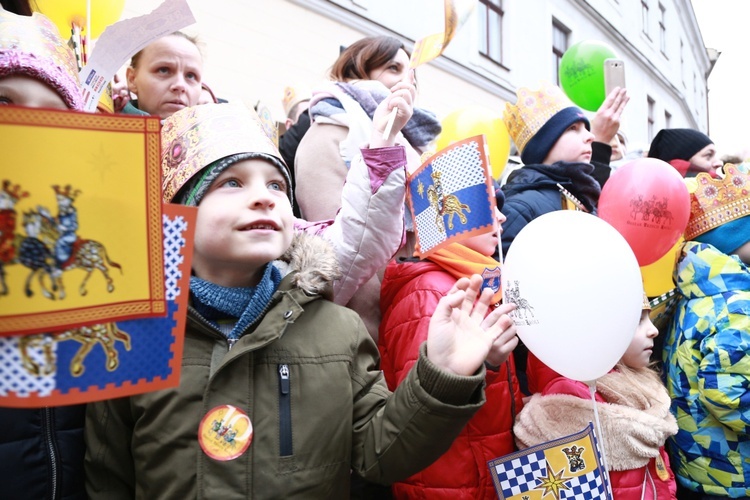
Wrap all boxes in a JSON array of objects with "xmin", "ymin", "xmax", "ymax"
[{"xmin": 84, "ymin": 89, "xmax": 515, "ymax": 498}]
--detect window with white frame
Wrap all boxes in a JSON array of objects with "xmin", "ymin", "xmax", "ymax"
[
  {"xmin": 665, "ymin": 110, "xmax": 672, "ymax": 129},
  {"xmin": 552, "ymin": 19, "xmax": 569, "ymax": 85},
  {"xmin": 642, "ymin": 0, "xmax": 650, "ymax": 38},
  {"xmin": 659, "ymin": 3, "xmax": 667, "ymax": 55},
  {"xmin": 478, "ymin": 0, "xmax": 504, "ymax": 65},
  {"xmin": 647, "ymin": 96, "xmax": 655, "ymax": 140},
  {"xmin": 680, "ymin": 40, "xmax": 685, "ymax": 87}
]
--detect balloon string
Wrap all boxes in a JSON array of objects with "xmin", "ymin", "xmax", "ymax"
[{"xmin": 589, "ymin": 381, "xmax": 613, "ymax": 495}]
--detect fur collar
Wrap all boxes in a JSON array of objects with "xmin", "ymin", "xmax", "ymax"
[
  {"xmin": 515, "ymin": 368, "xmax": 677, "ymax": 471},
  {"xmin": 274, "ymin": 232, "xmax": 342, "ymax": 300}
]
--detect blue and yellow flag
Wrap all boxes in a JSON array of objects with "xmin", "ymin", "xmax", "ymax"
[
  {"xmin": 408, "ymin": 135, "xmax": 496, "ymax": 257},
  {"xmin": 488, "ymin": 423, "xmax": 612, "ymax": 500}
]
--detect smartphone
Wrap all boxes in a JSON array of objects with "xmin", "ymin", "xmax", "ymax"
[{"xmin": 604, "ymin": 58, "xmax": 626, "ymax": 95}]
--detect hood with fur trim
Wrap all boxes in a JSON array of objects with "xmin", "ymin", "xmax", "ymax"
[
  {"xmin": 514, "ymin": 368, "xmax": 677, "ymax": 471},
  {"xmin": 274, "ymin": 231, "xmax": 342, "ymax": 301}
]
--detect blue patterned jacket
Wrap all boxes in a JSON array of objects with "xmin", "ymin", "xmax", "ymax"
[{"xmin": 663, "ymin": 241, "xmax": 750, "ymax": 498}]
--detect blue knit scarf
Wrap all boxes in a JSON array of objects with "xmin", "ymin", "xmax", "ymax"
[{"xmin": 190, "ymin": 264, "xmax": 282, "ymax": 340}]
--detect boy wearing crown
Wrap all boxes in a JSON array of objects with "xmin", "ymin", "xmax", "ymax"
[
  {"xmin": 662, "ymin": 164, "xmax": 750, "ymax": 499},
  {"xmin": 85, "ymin": 97, "xmax": 513, "ymax": 498},
  {"xmin": 499, "ymin": 83, "xmax": 628, "ymax": 258}
]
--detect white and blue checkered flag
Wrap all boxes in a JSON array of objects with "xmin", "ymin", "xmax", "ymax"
[
  {"xmin": 488, "ymin": 423, "xmax": 612, "ymax": 500},
  {"xmin": 408, "ymin": 135, "xmax": 496, "ymax": 258}
]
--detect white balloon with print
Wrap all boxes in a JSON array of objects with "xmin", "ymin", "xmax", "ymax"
[{"xmin": 503, "ymin": 210, "xmax": 642, "ymax": 382}]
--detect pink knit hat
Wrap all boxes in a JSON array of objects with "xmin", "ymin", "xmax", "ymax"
[{"xmin": 0, "ymin": 10, "xmax": 84, "ymax": 110}]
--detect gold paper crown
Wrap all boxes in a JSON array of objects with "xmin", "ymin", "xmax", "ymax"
[
  {"xmin": 685, "ymin": 164, "xmax": 750, "ymax": 240},
  {"xmin": 503, "ymin": 83, "xmax": 574, "ymax": 154},
  {"xmin": 0, "ymin": 11, "xmax": 83, "ymax": 110},
  {"xmin": 281, "ymin": 85, "xmax": 311, "ymax": 117},
  {"xmin": 162, "ymin": 102, "xmax": 285, "ymax": 203}
]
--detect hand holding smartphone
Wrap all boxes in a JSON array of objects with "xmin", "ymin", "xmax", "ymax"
[{"xmin": 604, "ymin": 58, "xmax": 626, "ymax": 95}]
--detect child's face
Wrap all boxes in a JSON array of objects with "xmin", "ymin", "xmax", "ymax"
[
  {"xmin": 543, "ymin": 121, "xmax": 594, "ymax": 164},
  {"xmin": 192, "ymin": 159, "xmax": 294, "ymax": 288},
  {"xmin": 367, "ymin": 48, "xmax": 410, "ymax": 90},
  {"xmin": 0, "ymin": 75, "xmax": 68, "ymax": 110},
  {"xmin": 126, "ymin": 35, "xmax": 202, "ymax": 118},
  {"xmin": 688, "ymin": 143, "xmax": 722, "ymax": 176},
  {"xmin": 609, "ymin": 134, "xmax": 623, "ymax": 162},
  {"xmin": 461, "ymin": 208, "xmax": 506, "ymax": 257},
  {"xmin": 620, "ymin": 310, "xmax": 658, "ymax": 369},
  {"xmin": 734, "ymin": 240, "xmax": 750, "ymax": 265}
]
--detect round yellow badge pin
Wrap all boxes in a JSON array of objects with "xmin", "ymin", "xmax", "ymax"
[{"xmin": 198, "ymin": 405, "xmax": 253, "ymax": 461}]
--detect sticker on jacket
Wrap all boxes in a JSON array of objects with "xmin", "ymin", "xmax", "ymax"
[{"xmin": 199, "ymin": 404, "xmax": 253, "ymax": 461}]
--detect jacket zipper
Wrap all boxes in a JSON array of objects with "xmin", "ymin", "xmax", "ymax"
[
  {"xmin": 278, "ymin": 364, "xmax": 293, "ymax": 456},
  {"xmin": 43, "ymin": 407, "xmax": 59, "ymax": 500},
  {"xmin": 189, "ymin": 296, "xmax": 279, "ymax": 351}
]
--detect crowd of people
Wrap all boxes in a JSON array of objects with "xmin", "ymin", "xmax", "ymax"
[{"xmin": 1, "ymin": 2, "xmax": 749, "ymax": 499}]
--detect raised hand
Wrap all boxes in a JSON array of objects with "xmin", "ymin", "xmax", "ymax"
[
  {"xmin": 426, "ymin": 275, "xmax": 511, "ymax": 376},
  {"xmin": 591, "ymin": 87, "xmax": 629, "ymax": 145},
  {"xmin": 483, "ymin": 302, "xmax": 518, "ymax": 367},
  {"xmin": 370, "ymin": 70, "xmax": 416, "ymax": 148}
]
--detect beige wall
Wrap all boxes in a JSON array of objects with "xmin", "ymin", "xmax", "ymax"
[{"xmin": 119, "ymin": 0, "xmax": 506, "ymax": 124}]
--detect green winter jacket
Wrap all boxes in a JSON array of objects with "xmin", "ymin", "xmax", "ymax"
[{"xmin": 85, "ymin": 233, "xmax": 486, "ymax": 499}]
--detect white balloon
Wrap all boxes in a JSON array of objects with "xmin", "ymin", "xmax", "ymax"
[{"xmin": 503, "ymin": 210, "xmax": 643, "ymax": 382}]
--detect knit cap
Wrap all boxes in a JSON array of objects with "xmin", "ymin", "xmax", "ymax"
[
  {"xmin": 503, "ymin": 83, "xmax": 590, "ymax": 165},
  {"xmin": 647, "ymin": 128, "xmax": 713, "ymax": 163},
  {"xmin": 0, "ymin": 10, "xmax": 83, "ymax": 110}
]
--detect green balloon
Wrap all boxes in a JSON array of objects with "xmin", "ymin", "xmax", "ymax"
[{"xmin": 559, "ymin": 40, "xmax": 618, "ymax": 111}]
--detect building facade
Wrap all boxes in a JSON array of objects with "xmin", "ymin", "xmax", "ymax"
[{"xmin": 119, "ymin": 0, "xmax": 712, "ymax": 157}]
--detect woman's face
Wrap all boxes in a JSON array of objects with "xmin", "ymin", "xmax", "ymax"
[
  {"xmin": 0, "ymin": 75, "xmax": 68, "ymax": 109},
  {"xmin": 367, "ymin": 48, "xmax": 409, "ymax": 90},
  {"xmin": 126, "ymin": 35, "xmax": 203, "ymax": 118}
]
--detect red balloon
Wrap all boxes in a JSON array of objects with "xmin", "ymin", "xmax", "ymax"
[{"xmin": 598, "ymin": 158, "xmax": 690, "ymax": 266}]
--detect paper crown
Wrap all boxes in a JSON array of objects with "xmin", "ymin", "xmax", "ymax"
[
  {"xmin": 0, "ymin": 10, "xmax": 83, "ymax": 110},
  {"xmin": 685, "ymin": 164, "xmax": 750, "ymax": 240},
  {"xmin": 161, "ymin": 102, "xmax": 286, "ymax": 203},
  {"xmin": 503, "ymin": 83, "xmax": 576, "ymax": 154},
  {"xmin": 281, "ymin": 85, "xmax": 311, "ymax": 117}
]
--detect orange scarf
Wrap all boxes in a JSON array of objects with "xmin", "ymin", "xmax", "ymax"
[{"xmin": 427, "ymin": 243, "xmax": 503, "ymax": 304}]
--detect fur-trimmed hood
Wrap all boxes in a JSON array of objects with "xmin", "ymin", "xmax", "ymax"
[
  {"xmin": 274, "ymin": 231, "xmax": 342, "ymax": 300},
  {"xmin": 515, "ymin": 368, "xmax": 677, "ymax": 471}
]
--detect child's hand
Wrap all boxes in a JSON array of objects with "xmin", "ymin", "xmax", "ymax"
[
  {"xmin": 591, "ymin": 87, "xmax": 629, "ymax": 145},
  {"xmin": 370, "ymin": 72, "xmax": 416, "ymax": 148},
  {"xmin": 484, "ymin": 302, "xmax": 519, "ymax": 367},
  {"xmin": 427, "ymin": 275, "xmax": 508, "ymax": 376},
  {"xmin": 111, "ymin": 73, "xmax": 131, "ymax": 113}
]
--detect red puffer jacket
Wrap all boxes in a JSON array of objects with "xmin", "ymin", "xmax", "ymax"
[{"xmin": 379, "ymin": 258, "xmax": 524, "ymax": 499}]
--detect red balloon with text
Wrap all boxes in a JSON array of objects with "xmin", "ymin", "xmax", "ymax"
[{"xmin": 598, "ymin": 158, "xmax": 690, "ymax": 266}]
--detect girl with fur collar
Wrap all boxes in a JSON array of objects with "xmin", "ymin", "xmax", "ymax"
[{"xmin": 515, "ymin": 302, "xmax": 678, "ymax": 499}]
